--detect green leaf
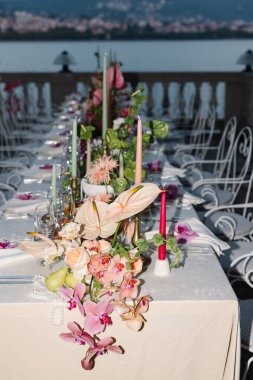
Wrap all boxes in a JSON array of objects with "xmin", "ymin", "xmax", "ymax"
[
  {"xmin": 114, "ymin": 177, "xmax": 128, "ymax": 193},
  {"xmin": 152, "ymin": 233, "xmax": 165, "ymax": 246},
  {"xmin": 79, "ymin": 125, "xmax": 95, "ymax": 140},
  {"xmin": 135, "ymin": 238, "xmax": 149, "ymax": 253},
  {"xmin": 152, "ymin": 120, "xmax": 169, "ymax": 139}
]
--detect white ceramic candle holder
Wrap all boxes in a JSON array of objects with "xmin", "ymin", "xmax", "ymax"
[{"xmin": 153, "ymin": 257, "xmax": 170, "ymax": 277}]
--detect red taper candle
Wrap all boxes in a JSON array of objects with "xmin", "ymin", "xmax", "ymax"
[{"xmin": 158, "ymin": 186, "xmax": 166, "ymax": 260}]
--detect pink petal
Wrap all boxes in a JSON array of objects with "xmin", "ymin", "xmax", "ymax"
[
  {"xmin": 83, "ymin": 301, "xmax": 97, "ymax": 314},
  {"xmin": 84, "ymin": 313, "xmax": 104, "ymax": 335},
  {"xmin": 97, "ymin": 337, "xmax": 114, "ymax": 347},
  {"xmin": 125, "ymin": 319, "xmax": 143, "ymax": 331},
  {"xmin": 107, "ymin": 66, "xmax": 114, "ymax": 89},
  {"xmin": 67, "ymin": 322, "xmax": 82, "ymax": 335},
  {"xmin": 94, "ymin": 299, "xmax": 112, "ymax": 315},
  {"xmin": 81, "ymin": 357, "xmax": 95, "ymax": 371},
  {"xmin": 58, "ymin": 286, "xmax": 74, "ymax": 301},
  {"xmin": 107, "ymin": 345, "xmax": 124, "ymax": 354},
  {"xmin": 60, "ymin": 332, "xmax": 76, "ymax": 343},
  {"xmin": 136, "ymin": 296, "xmax": 152, "ymax": 314},
  {"xmin": 74, "ymin": 282, "xmax": 86, "ymax": 299},
  {"xmin": 76, "ymin": 299, "xmax": 85, "ymax": 317},
  {"xmin": 115, "ymin": 65, "xmax": 124, "ymax": 89}
]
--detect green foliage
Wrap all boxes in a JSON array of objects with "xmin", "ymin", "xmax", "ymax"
[
  {"xmin": 148, "ymin": 120, "xmax": 169, "ymax": 139},
  {"xmin": 79, "ymin": 124, "xmax": 95, "ymax": 140},
  {"xmin": 92, "ymin": 278, "xmax": 102, "ymax": 302},
  {"xmin": 152, "ymin": 233, "xmax": 165, "ymax": 246},
  {"xmin": 135, "ymin": 238, "xmax": 149, "ymax": 253},
  {"xmin": 114, "ymin": 177, "xmax": 128, "ymax": 193}
]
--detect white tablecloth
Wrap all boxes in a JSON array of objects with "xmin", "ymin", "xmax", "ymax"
[{"xmin": 0, "ymin": 250, "xmax": 240, "ymax": 380}]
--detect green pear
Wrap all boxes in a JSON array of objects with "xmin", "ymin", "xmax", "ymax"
[
  {"xmin": 45, "ymin": 267, "xmax": 68, "ymax": 292},
  {"xmin": 65, "ymin": 272, "xmax": 79, "ymax": 288}
]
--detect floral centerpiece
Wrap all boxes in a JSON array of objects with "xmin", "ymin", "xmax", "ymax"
[{"xmin": 19, "ymin": 183, "xmax": 162, "ymax": 370}]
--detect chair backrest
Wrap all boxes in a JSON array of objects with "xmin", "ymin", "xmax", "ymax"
[
  {"xmin": 222, "ymin": 126, "xmax": 253, "ymax": 203},
  {"xmin": 190, "ymin": 106, "xmax": 216, "ymax": 159},
  {"xmin": 213, "ymin": 116, "xmax": 237, "ymax": 176}
]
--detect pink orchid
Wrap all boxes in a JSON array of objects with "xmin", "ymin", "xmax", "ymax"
[
  {"xmin": 83, "ymin": 298, "xmax": 114, "ymax": 335},
  {"xmin": 106, "ymin": 183, "xmax": 161, "ymax": 223},
  {"xmin": 15, "ymin": 192, "xmax": 38, "ymax": 201},
  {"xmin": 92, "ymin": 88, "xmax": 103, "ymax": 107},
  {"xmin": 103, "ymin": 254, "xmax": 127, "ymax": 285},
  {"xmin": 82, "ymin": 240, "xmax": 100, "ymax": 253},
  {"xmin": 58, "ymin": 282, "xmax": 86, "ymax": 315},
  {"xmin": 174, "ymin": 223, "xmax": 198, "ymax": 244},
  {"xmin": 130, "ymin": 257, "xmax": 143, "ymax": 276},
  {"xmin": 81, "ymin": 337, "xmax": 123, "ymax": 370},
  {"xmin": 60, "ymin": 322, "xmax": 94, "ymax": 346},
  {"xmin": 119, "ymin": 272, "xmax": 140, "ymax": 300},
  {"xmin": 75, "ymin": 200, "xmax": 118, "ymax": 239},
  {"xmin": 87, "ymin": 253, "xmax": 111, "ymax": 282},
  {"xmin": 107, "ymin": 64, "xmax": 125, "ymax": 90},
  {"xmin": 117, "ymin": 296, "xmax": 152, "ymax": 331}
]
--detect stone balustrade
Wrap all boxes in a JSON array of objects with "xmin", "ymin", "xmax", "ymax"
[{"xmin": 1, "ymin": 71, "xmax": 252, "ymax": 126}]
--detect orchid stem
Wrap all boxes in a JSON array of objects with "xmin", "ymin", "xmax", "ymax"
[
  {"xmin": 89, "ymin": 276, "xmax": 94, "ymax": 302},
  {"xmin": 112, "ymin": 222, "xmax": 121, "ymax": 247}
]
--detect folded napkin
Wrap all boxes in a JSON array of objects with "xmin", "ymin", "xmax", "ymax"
[
  {"xmin": 162, "ymin": 162, "xmax": 186, "ymax": 178},
  {"xmin": 18, "ymin": 165, "xmax": 53, "ymax": 181},
  {"xmin": 0, "ymin": 247, "xmax": 33, "ymax": 267},
  {"xmin": 145, "ymin": 217, "xmax": 229, "ymax": 255},
  {"xmin": 178, "ymin": 191, "xmax": 205, "ymax": 206},
  {"xmin": 34, "ymin": 145, "xmax": 64, "ymax": 158},
  {"xmin": 3, "ymin": 193, "xmax": 49, "ymax": 214}
]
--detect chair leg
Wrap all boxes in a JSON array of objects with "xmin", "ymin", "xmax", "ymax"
[{"xmin": 242, "ymin": 355, "xmax": 253, "ymax": 380}]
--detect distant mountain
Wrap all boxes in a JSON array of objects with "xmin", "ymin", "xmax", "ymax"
[{"xmin": 0, "ymin": 0, "xmax": 252, "ymax": 21}]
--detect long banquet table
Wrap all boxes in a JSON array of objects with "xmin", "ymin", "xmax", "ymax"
[{"xmin": 0, "ymin": 121, "xmax": 240, "ymax": 380}]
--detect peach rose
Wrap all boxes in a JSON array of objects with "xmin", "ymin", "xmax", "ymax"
[{"xmin": 65, "ymin": 247, "xmax": 90, "ymax": 280}]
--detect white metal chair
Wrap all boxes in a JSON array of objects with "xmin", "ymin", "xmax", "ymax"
[
  {"xmin": 191, "ymin": 126, "xmax": 253, "ymax": 208},
  {"xmin": 171, "ymin": 106, "xmax": 216, "ymax": 166},
  {"xmin": 180, "ymin": 116, "xmax": 237, "ymax": 185}
]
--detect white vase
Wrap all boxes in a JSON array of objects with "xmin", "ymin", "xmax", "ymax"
[{"xmin": 81, "ymin": 178, "xmax": 114, "ymax": 198}]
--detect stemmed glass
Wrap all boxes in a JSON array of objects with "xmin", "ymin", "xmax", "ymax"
[{"xmin": 34, "ymin": 203, "xmax": 56, "ymax": 238}]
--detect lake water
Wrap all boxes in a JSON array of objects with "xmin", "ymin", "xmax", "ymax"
[{"xmin": 0, "ymin": 39, "xmax": 252, "ymax": 72}]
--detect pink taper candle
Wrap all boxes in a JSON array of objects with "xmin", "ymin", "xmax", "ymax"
[
  {"xmin": 158, "ymin": 186, "xmax": 167, "ymax": 260},
  {"xmin": 134, "ymin": 116, "xmax": 142, "ymax": 185}
]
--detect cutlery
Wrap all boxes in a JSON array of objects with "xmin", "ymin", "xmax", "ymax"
[
  {"xmin": 0, "ymin": 275, "xmax": 34, "ymax": 279},
  {"xmin": 0, "ymin": 280, "xmax": 34, "ymax": 284}
]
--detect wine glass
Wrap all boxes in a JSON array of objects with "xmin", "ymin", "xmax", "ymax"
[{"xmin": 34, "ymin": 203, "xmax": 56, "ymax": 238}]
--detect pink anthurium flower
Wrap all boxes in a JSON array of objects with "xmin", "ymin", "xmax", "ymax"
[
  {"xmin": 119, "ymin": 272, "xmax": 140, "ymax": 300},
  {"xmin": 81, "ymin": 337, "xmax": 123, "ymax": 370},
  {"xmin": 107, "ymin": 64, "xmax": 125, "ymax": 90},
  {"xmin": 83, "ymin": 298, "xmax": 114, "ymax": 335},
  {"xmin": 58, "ymin": 282, "xmax": 86, "ymax": 315},
  {"xmin": 92, "ymin": 88, "xmax": 103, "ymax": 107},
  {"xmin": 75, "ymin": 200, "xmax": 118, "ymax": 239},
  {"xmin": 116, "ymin": 295, "xmax": 152, "ymax": 331},
  {"xmin": 174, "ymin": 223, "xmax": 198, "ymax": 244},
  {"xmin": 60, "ymin": 322, "xmax": 95, "ymax": 346},
  {"xmin": 106, "ymin": 183, "xmax": 161, "ymax": 223}
]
